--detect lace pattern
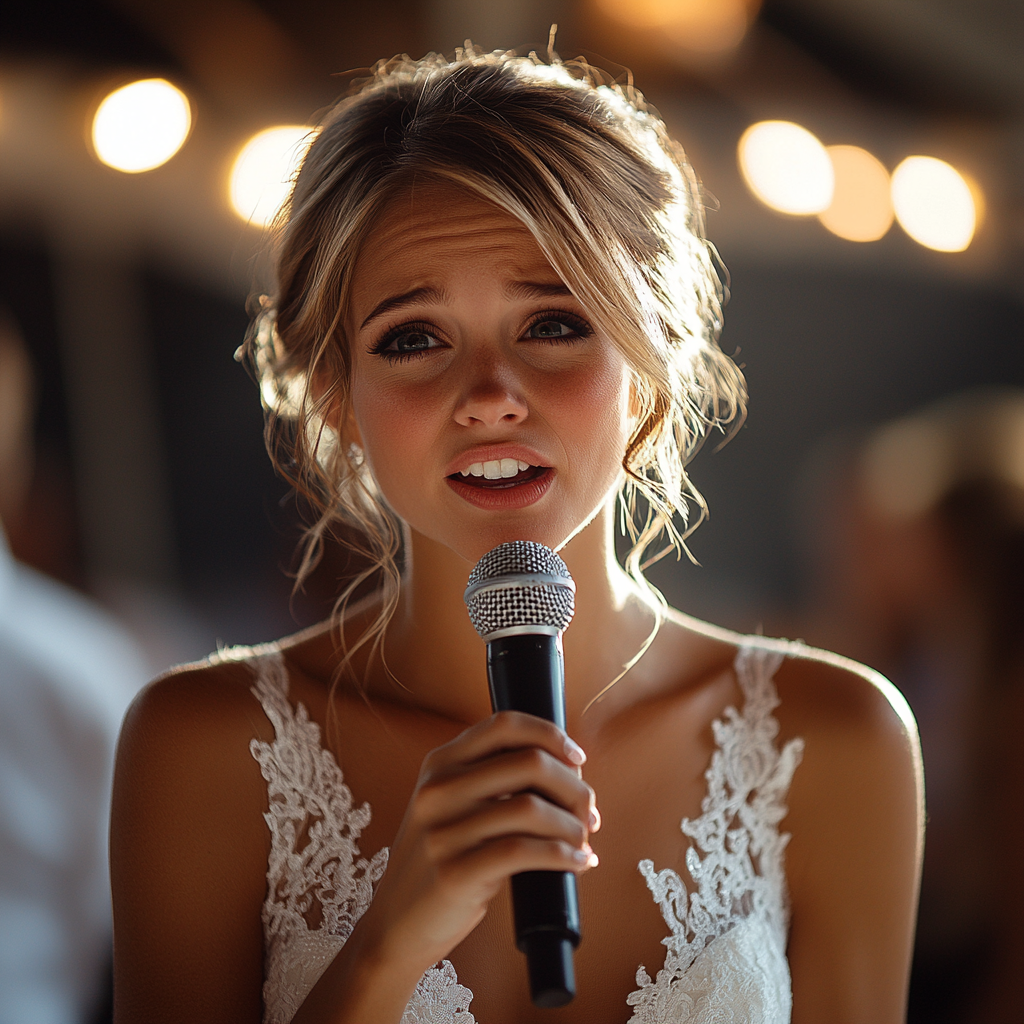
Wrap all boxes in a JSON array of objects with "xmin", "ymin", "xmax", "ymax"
[
  {"xmin": 627, "ymin": 645, "xmax": 805, "ymax": 1022},
  {"xmin": 236, "ymin": 640, "xmax": 801, "ymax": 1023}
]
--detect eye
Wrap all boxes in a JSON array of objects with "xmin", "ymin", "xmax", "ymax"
[
  {"xmin": 370, "ymin": 324, "xmax": 445, "ymax": 361},
  {"xmin": 524, "ymin": 313, "xmax": 592, "ymax": 342}
]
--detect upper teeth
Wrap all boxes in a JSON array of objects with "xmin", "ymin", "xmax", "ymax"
[{"xmin": 461, "ymin": 459, "xmax": 531, "ymax": 479}]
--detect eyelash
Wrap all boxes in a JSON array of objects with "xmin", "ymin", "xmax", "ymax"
[
  {"xmin": 368, "ymin": 310, "xmax": 594, "ymax": 363},
  {"xmin": 368, "ymin": 321, "xmax": 441, "ymax": 363},
  {"xmin": 523, "ymin": 311, "xmax": 593, "ymax": 343}
]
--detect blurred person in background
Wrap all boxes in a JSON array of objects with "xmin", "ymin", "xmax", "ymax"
[
  {"xmin": 0, "ymin": 315, "xmax": 149, "ymax": 1024},
  {"xmin": 796, "ymin": 389, "xmax": 1024, "ymax": 1024}
]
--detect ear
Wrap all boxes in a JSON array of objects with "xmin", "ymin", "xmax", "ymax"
[
  {"xmin": 309, "ymin": 362, "xmax": 360, "ymax": 443},
  {"xmin": 340, "ymin": 402, "xmax": 364, "ymax": 451}
]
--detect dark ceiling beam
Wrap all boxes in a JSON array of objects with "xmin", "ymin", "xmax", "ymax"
[{"xmin": 762, "ymin": 0, "xmax": 1024, "ymax": 117}]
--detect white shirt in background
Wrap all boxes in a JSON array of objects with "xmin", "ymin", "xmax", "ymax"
[{"xmin": 0, "ymin": 531, "xmax": 148, "ymax": 1024}]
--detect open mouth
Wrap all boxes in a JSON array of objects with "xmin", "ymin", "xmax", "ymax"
[{"xmin": 448, "ymin": 458, "xmax": 551, "ymax": 489}]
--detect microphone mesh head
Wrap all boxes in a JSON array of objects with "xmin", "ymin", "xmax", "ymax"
[{"xmin": 464, "ymin": 541, "xmax": 575, "ymax": 639}]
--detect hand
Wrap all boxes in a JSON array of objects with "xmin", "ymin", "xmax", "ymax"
[{"xmin": 354, "ymin": 711, "xmax": 599, "ymax": 977}]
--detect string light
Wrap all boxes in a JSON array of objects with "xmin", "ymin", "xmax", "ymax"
[
  {"xmin": 229, "ymin": 125, "xmax": 316, "ymax": 227},
  {"xmin": 891, "ymin": 156, "xmax": 977, "ymax": 252},
  {"xmin": 593, "ymin": 0, "xmax": 759, "ymax": 54},
  {"xmin": 91, "ymin": 79, "xmax": 191, "ymax": 173},
  {"xmin": 738, "ymin": 121, "xmax": 834, "ymax": 215},
  {"xmin": 819, "ymin": 145, "xmax": 893, "ymax": 242}
]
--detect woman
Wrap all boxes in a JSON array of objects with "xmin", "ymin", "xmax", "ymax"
[{"xmin": 111, "ymin": 49, "xmax": 923, "ymax": 1024}]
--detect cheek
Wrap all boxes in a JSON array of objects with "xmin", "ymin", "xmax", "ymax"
[
  {"xmin": 349, "ymin": 379, "xmax": 406, "ymax": 474},
  {"xmin": 348, "ymin": 372, "xmax": 446, "ymax": 496},
  {"xmin": 554, "ymin": 357, "xmax": 633, "ymax": 467}
]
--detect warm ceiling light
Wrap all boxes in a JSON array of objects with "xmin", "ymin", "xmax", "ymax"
[
  {"xmin": 229, "ymin": 125, "xmax": 315, "ymax": 228},
  {"xmin": 818, "ymin": 145, "xmax": 893, "ymax": 242},
  {"xmin": 91, "ymin": 78, "xmax": 191, "ymax": 173},
  {"xmin": 738, "ymin": 121, "xmax": 834, "ymax": 215},
  {"xmin": 891, "ymin": 156, "xmax": 977, "ymax": 252},
  {"xmin": 594, "ymin": 0, "xmax": 759, "ymax": 54}
]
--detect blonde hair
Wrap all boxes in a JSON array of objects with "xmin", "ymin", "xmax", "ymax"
[{"xmin": 244, "ymin": 46, "xmax": 746, "ymax": 673}]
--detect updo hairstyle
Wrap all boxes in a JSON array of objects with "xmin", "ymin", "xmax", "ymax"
[{"xmin": 245, "ymin": 46, "xmax": 746, "ymax": 657}]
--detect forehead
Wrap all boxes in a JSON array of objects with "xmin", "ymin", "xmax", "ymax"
[{"xmin": 350, "ymin": 185, "xmax": 562, "ymax": 306}]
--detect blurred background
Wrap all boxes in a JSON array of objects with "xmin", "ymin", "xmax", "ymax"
[{"xmin": 0, "ymin": 1, "xmax": 1021, "ymax": 1022}]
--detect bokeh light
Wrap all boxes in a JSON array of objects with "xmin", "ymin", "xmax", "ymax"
[
  {"xmin": 818, "ymin": 145, "xmax": 894, "ymax": 242},
  {"xmin": 891, "ymin": 156, "xmax": 977, "ymax": 252},
  {"xmin": 229, "ymin": 125, "xmax": 315, "ymax": 228},
  {"xmin": 91, "ymin": 79, "xmax": 191, "ymax": 173},
  {"xmin": 594, "ymin": 0, "xmax": 759, "ymax": 54},
  {"xmin": 738, "ymin": 121, "xmax": 834, "ymax": 215}
]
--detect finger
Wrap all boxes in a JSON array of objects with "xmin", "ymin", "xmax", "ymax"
[
  {"xmin": 426, "ymin": 791, "xmax": 588, "ymax": 862},
  {"xmin": 447, "ymin": 836, "xmax": 599, "ymax": 893},
  {"xmin": 426, "ymin": 711, "xmax": 586, "ymax": 773},
  {"xmin": 417, "ymin": 746, "xmax": 594, "ymax": 826},
  {"xmin": 451, "ymin": 746, "xmax": 592, "ymax": 817}
]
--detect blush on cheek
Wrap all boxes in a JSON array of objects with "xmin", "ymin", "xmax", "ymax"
[
  {"xmin": 570, "ymin": 363, "xmax": 633, "ymax": 438},
  {"xmin": 354, "ymin": 380, "xmax": 423, "ymax": 445},
  {"xmin": 550, "ymin": 361, "xmax": 633, "ymax": 492},
  {"xmin": 351, "ymin": 385, "xmax": 441, "ymax": 512}
]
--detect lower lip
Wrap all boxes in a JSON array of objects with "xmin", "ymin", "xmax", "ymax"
[{"xmin": 446, "ymin": 468, "xmax": 554, "ymax": 510}]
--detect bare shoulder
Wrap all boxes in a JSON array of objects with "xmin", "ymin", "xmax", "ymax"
[
  {"xmin": 120, "ymin": 646, "xmax": 278, "ymax": 765},
  {"xmin": 653, "ymin": 608, "xmax": 920, "ymax": 760},
  {"xmin": 114, "ymin": 646, "xmax": 283, "ymax": 843},
  {"xmin": 736, "ymin": 636, "xmax": 924, "ymax": 852},
  {"xmin": 651, "ymin": 611, "xmax": 920, "ymax": 784},
  {"xmin": 112, "ymin": 648, "xmax": 280, "ymax": 1022},
  {"xmin": 770, "ymin": 640, "xmax": 920, "ymax": 759},
  {"xmin": 753, "ymin": 639, "xmax": 924, "ymax": 1021}
]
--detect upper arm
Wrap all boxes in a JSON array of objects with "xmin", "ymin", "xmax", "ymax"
[
  {"xmin": 111, "ymin": 664, "xmax": 272, "ymax": 1024},
  {"xmin": 778, "ymin": 655, "xmax": 924, "ymax": 1024}
]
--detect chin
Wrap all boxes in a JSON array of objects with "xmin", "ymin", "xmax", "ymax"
[
  {"xmin": 459, "ymin": 528, "xmax": 566, "ymax": 565},
  {"xmin": 420, "ymin": 512, "xmax": 575, "ymax": 567},
  {"xmin": 457, "ymin": 509, "xmax": 609, "ymax": 567}
]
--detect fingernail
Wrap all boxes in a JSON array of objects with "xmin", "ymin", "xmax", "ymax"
[
  {"xmin": 588, "ymin": 807, "xmax": 601, "ymax": 832},
  {"xmin": 564, "ymin": 737, "xmax": 586, "ymax": 765},
  {"xmin": 573, "ymin": 844, "xmax": 598, "ymax": 867}
]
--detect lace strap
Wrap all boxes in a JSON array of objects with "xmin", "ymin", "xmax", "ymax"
[
  {"xmin": 212, "ymin": 642, "xmax": 336, "ymax": 787},
  {"xmin": 734, "ymin": 645, "xmax": 786, "ymax": 714},
  {"xmin": 244, "ymin": 643, "xmax": 388, "ymax": 931},
  {"xmin": 208, "ymin": 641, "xmax": 288, "ymax": 709},
  {"xmin": 636, "ymin": 642, "xmax": 804, "ymax": 976}
]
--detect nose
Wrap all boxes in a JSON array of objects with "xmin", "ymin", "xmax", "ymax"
[{"xmin": 452, "ymin": 355, "xmax": 529, "ymax": 429}]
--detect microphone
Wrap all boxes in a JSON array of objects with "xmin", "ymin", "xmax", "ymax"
[{"xmin": 464, "ymin": 541, "xmax": 580, "ymax": 1008}]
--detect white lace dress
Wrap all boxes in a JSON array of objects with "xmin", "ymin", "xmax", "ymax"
[{"xmin": 222, "ymin": 641, "xmax": 804, "ymax": 1023}]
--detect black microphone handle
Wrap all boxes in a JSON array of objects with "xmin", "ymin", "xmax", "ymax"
[{"xmin": 486, "ymin": 632, "xmax": 581, "ymax": 1009}]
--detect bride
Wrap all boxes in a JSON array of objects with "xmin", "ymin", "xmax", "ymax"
[{"xmin": 111, "ymin": 48, "xmax": 923, "ymax": 1024}]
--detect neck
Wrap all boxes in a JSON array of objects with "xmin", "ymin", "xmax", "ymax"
[{"xmin": 375, "ymin": 503, "xmax": 657, "ymax": 727}]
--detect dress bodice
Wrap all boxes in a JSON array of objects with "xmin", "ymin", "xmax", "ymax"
[{"xmin": 223, "ymin": 640, "xmax": 804, "ymax": 1023}]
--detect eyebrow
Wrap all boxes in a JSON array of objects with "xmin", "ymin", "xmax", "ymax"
[
  {"xmin": 360, "ymin": 286, "xmax": 448, "ymax": 329},
  {"xmin": 359, "ymin": 280, "xmax": 575, "ymax": 330},
  {"xmin": 503, "ymin": 280, "xmax": 574, "ymax": 300}
]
